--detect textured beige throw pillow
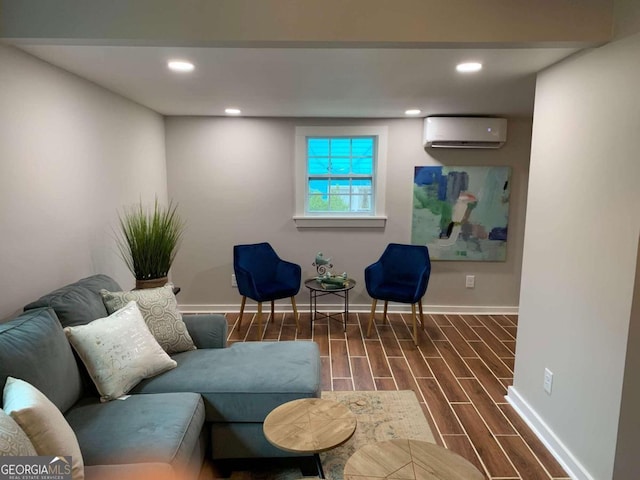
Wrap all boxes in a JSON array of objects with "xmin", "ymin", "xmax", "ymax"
[
  {"xmin": 100, "ymin": 284, "xmax": 196, "ymax": 354},
  {"xmin": 0, "ymin": 407, "xmax": 38, "ymax": 456},
  {"xmin": 64, "ymin": 301, "xmax": 177, "ymax": 402},
  {"xmin": 3, "ymin": 377, "xmax": 84, "ymax": 480}
]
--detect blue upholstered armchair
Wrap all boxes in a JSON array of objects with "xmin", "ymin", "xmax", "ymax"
[
  {"xmin": 233, "ymin": 242, "xmax": 301, "ymax": 338},
  {"xmin": 365, "ymin": 243, "xmax": 431, "ymax": 345}
]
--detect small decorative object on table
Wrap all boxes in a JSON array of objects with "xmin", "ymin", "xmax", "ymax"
[
  {"xmin": 312, "ymin": 252, "xmax": 333, "ymax": 276},
  {"xmin": 317, "ymin": 272, "xmax": 349, "ymax": 290}
]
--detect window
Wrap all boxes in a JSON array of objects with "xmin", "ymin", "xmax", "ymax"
[
  {"xmin": 294, "ymin": 126, "xmax": 387, "ymax": 228},
  {"xmin": 307, "ymin": 137, "xmax": 374, "ymax": 214}
]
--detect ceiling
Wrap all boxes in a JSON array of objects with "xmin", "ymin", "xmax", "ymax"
[{"xmin": 17, "ymin": 44, "xmax": 580, "ymax": 118}]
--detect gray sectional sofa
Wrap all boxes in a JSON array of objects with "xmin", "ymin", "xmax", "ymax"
[{"xmin": 0, "ymin": 274, "xmax": 321, "ymax": 480}]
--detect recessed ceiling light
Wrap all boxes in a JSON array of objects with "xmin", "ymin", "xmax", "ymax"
[
  {"xmin": 456, "ymin": 62, "xmax": 482, "ymax": 73},
  {"xmin": 167, "ymin": 60, "xmax": 194, "ymax": 72},
  {"xmin": 225, "ymin": 108, "xmax": 242, "ymax": 115},
  {"xmin": 405, "ymin": 109, "xmax": 421, "ymax": 115}
]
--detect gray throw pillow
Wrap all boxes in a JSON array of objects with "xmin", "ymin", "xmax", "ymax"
[
  {"xmin": 64, "ymin": 301, "xmax": 177, "ymax": 402},
  {"xmin": 100, "ymin": 284, "xmax": 196, "ymax": 354}
]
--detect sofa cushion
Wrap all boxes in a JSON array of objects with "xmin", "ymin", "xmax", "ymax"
[
  {"xmin": 0, "ymin": 408, "xmax": 38, "ymax": 456},
  {"xmin": 65, "ymin": 393, "xmax": 204, "ymax": 473},
  {"xmin": 182, "ymin": 314, "xmax": 228, "ymax": 349},
  {"xmin": 3, "ymin": 377, "xmax": 85, "ymax": 480},
  {"xmin": 100, "ymin": 284, "xmax": 196, "ymax": 354},
  {"xmin": 64, "ymin": 302, "xmax": 177, "ymax": 402},
  {"xmin": 0, "ymin": 308, "xmax": 83, "ymax": 413},
  {"xmin": 24, "ymin": 274, "xmax": 121, "ymax": 328},
  {"xmin": 131, "ymin": 341, "xmax": 321, "ymax": 422}
]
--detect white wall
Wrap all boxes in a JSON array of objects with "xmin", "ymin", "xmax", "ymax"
[
  {"xmin": 165, "ymin": 116, "xmax": 532, "ymax": 312},
  {"xmin": 0, "ymin": 45, "xmax": 168, "ymax": 320},
  {"xmin": 511, "ymin": 31, "xmax": 640, "ymax": 480}
]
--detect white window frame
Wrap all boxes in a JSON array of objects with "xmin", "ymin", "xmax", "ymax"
[{"xmin": 293, "ymin": 126, "xmax": 388, "ymax": 228}]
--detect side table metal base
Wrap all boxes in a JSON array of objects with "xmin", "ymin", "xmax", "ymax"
[
  {"xmin": 299, "ymin": 454, "xmax": 325, "ymax": 478},
  {"xmin": 304, "ymin": 278, "xmax": 356, "ymax": 333},
  {"xmin": 308, "ymin": 287, "xmax": 351, "ymax": 332}
]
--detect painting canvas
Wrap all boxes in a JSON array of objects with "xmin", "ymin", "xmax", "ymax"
[{"xmin": 411, "ymin": 166, "xmax": 511, "ymax": 261}]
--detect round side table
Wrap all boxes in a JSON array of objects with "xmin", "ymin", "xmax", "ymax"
[
  {"xmin": 344, "ymin": 439, "xmax": 484, "ymax": 480},
  {"xmin": 264, "ymin": 398, "xmax": 356, "ymax": 477},
  {"xmin": 304, "ymin": 278, "xmax": 356, "ymax": 332}
]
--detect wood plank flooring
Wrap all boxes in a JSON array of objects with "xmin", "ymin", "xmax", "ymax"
[{"xmin": 224, "ymin": 310, "xmax": 570, "ymax": 480}]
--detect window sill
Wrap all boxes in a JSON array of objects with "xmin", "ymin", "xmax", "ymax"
[{"xmin": 293, "ymin": 216, "xmax": 387, "ymax": 229}]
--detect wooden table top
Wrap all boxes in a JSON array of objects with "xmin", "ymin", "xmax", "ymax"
[
  {"xmin": 344, "ymin": 439, "xmax": 484, "ymax": 480},
  {"xmin": 263, "ymin": 398, "xmax": 357, "ymax": 454}
]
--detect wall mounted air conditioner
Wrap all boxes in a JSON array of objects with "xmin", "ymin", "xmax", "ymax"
[{"xmin": 423, "ymin": 117, "xmax": 507, "ymax": 149}]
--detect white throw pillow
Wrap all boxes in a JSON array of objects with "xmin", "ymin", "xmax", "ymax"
[
  {"xmin": 100, "ymin": 284, "xmax": 196, "ymax": 354},
  {"xmin": 0, "ymin": 407, "xmax": 38, "ymax": 456},
  {"xmin": 3, "ymin": 377, "xmax": 84, "ymax": 480},
  {"xmin": 64, "ymin": 301, "xmax": 177, "ymax": 402}
]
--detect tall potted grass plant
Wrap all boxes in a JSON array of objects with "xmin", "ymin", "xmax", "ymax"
[{"xmin": 116, "ymin": 198, "xmax": 185, "ymax": 289}]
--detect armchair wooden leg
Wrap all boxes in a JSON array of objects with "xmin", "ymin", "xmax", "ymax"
[
  {"xmin": 367, "ymin": 299, "xmax": 378, "ymax": 337},
  {"xmin": 238, "ymin": 296, "xmax": 247, "ymax": 329},
  {"xmin": 257, "ymin": 302, "xmax": 263, "ymax": 340},
  {"xmin": 383, "ymin": 301, "xmax": 388, "ymax": 324},
  {"xmin": 270, "ymin": 300, "xmax": 275, "ymax": 324},
  {"xmin": 290, "ymin": 296, "xmax": 300, "ymax": 332},
  {"xmin": 411, "ymin": 303, "xmax": 418, "ymax": 346},
  {"xmin": 418, "ymin": 300, "xmax": 425, "ymax": 327}
]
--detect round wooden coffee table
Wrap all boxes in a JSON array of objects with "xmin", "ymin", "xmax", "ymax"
[
  {"xmin": 344, "ymin": 439, "xmax": 484, "ymax": 480},
  {"xmin": 264, "ymin": 398, "xmax": 356, "ymax": 477}
]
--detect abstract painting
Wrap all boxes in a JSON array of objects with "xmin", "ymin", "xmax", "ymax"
[{"xmin": 411, "ymin": 166, "xmax": 511, "ymax": 261}]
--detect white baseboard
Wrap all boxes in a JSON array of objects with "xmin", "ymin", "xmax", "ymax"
[
  {"xmin": 179, "ymin": 303, "xmax": 518, "ymax": 315},
  {"xmin": 506, "ymin": 386, "xmax": 593, "ymax": 480}
]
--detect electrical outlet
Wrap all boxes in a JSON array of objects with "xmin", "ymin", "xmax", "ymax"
[
  {"xmin": 231, "ymin": 274, "xmax": 237, "ymax": 287},
  {"xmin": 465, "ymin": 275, "xmax": 475, "ymax": 288},
  {"xmin": 543, "ymin": 368, "xmax": 553, "ymax": 395}
]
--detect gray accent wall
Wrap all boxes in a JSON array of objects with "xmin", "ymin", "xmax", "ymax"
[
  {"xmin": 615, "ymin": 0, "xmax": 640, "ymax": 39},
  {"xmin": 165, "ymin": 116, "xmax": 532, "ymax": 311},
  {"xmin": 0, "ymin": 45, "xmax": 168, "ymax": 320},
  {"xmin": 513, "ymin": 30, "xmax": 640, "ymax": 480}
]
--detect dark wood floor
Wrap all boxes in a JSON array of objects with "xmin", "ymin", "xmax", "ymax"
[{"xmin": 223, "ymin": 309, "xmax": 569, "ymax": 480}]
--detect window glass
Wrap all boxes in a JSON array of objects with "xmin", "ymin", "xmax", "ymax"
[{"xmin": 305, "ymin": 136, "xmax": 376, "ymax": 215}]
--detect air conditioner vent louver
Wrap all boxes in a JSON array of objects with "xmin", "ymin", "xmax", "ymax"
[
  {"xmin": 429, "ymin": 141, "xmax": 503, "ymax": 149},
  {"xmin": 424, "ymin": 117, "xmax": 507, "ymax": 149}
]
